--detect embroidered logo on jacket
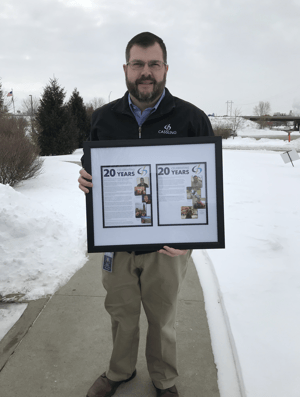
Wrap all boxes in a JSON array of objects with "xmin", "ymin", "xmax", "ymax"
[{"xmin": 158, "ymin": 124, "xmax": 177, "ymax": 135}]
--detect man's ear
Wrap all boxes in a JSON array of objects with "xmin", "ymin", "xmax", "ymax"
[{"xmin": 123, "ymin": 64, "xmax": 126, "ymax": 73}]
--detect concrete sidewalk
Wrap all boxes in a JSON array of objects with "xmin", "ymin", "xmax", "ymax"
[{"xmin": 0, "ymin": 253, "xmax": 220, "ymax": 397}]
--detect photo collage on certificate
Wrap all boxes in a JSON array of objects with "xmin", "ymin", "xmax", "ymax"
[
  {"xmin": 156, "ymin": 162, "xmax": 207, "ymax": 226},
  {"xmin": 101, "ymin": 165, "xmax": 152, "ymax": 228}
]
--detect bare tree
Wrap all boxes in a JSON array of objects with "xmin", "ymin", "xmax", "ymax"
[
  {"xmin": 86, "ymin": 97, "xmax": 106, "ymax": 111},
  {"xmin": 85, "ymin": 97, "xmax": 106, "ymax": 132},
  {"xmin": 0, "ymin": 78, "xmax": 4, "ymax": 116},
  {"xmin": 253, "ymin": 101, "xmax": 271, "ymax": 129},
  {"xmin": 0, "ymin": 79, "xmax": 13, "ymax": 115},
  {"xmin": 21, "ymin": 96, "xmax": 40, "ymax": 116},
  {"xmin": 20, "ymin": 96, "xmax": 40, "ymax": 146},
  {"xmin": 230, "ymin": 108, "xmax": 245, "ymax": 136},
  {"xmin": 253, "ymin": 101, "xmax": 271, "ymax": 116}
]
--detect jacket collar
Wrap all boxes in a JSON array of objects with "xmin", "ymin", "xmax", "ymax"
[{"xmin": 111, "ymin": 87, "xmax": 175, "ymax": 119}]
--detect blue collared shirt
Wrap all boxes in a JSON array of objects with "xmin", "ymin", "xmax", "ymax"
[{"xmin": 128, "ymin": 89, "xmax": 165, "ymax": 126}]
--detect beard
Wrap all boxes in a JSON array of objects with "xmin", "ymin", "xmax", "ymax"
[{"xmin": 125, "ymin": 73, "xmax": 166, "ymax": 104}]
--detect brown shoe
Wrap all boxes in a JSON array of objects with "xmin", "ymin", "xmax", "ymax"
[
  {"xmin": 86, "ymin": 370, "xmax": 136, "ymax": 397},
  {"xmin": 154, "ymin": 384, "xmax": 179, "ymax": 396}
]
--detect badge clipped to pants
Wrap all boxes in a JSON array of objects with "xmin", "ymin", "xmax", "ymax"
[{"xmin": 103, "ymin": 252, "xmax": 114, "ymax": 272}]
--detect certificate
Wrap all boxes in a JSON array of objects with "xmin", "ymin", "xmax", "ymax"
[
  {"xmin": 156, "ymin": 162, "xmax": 207, "ymax": 226},
  {"xmin": 84, "ymin": 137, "xmax": 225, "ymax": 252},
  {"xmin": 101, "ymin": 164, "xmax": 153, "ymax": 227}
]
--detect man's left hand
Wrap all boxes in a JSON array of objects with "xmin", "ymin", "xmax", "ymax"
[{"xmin": 158, "ymin": 246, "xmax": 188, "ymax": 257}]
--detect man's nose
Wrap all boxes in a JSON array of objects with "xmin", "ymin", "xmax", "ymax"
[{"xmin": 141, "ymin": 63, "xmax": 152, "ymax": 75}]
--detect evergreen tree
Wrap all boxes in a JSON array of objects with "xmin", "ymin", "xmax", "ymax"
[
  {"xmin": 68, "ymin": 88, "xmax": 89, "ymax": 148},
  {"xmin": 55, "ymin": 108, "xmax": 79, "ymax": 154},
  {"xmin": 36, "ymin": 78, "xmax": 77, "ymax": 155}
]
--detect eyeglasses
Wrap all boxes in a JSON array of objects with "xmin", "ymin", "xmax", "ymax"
[{"xmin": 126, "ymin": 60, "xmax": 167, "ymax": 71}]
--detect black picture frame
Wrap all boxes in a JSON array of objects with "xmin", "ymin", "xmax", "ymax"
[{"xmin": 84, "ymin": 136, "xmax": 225, "ymax": 252}]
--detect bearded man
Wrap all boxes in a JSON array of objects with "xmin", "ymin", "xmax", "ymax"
[{"xmin": 79, "ymin": 32, "xmax": 214, "ymax": 397}]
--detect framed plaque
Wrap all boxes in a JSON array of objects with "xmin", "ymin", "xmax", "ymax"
[{"xmin": 84, "ymin": 137, "xmax": 225, "ymax": 252}]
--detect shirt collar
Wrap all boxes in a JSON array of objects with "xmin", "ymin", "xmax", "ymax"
[{"xmin": 128, "ymin": 89, "xmax": 166, "ymax": 113}]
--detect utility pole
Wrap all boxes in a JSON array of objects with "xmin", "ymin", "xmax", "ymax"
[
  {"xmin": 226, "ymin": 100, "xmax": 233, "ymax": 116},
  {"xmin": 108, "ymin": 91, "xmax": 112, "ymax": 102}
]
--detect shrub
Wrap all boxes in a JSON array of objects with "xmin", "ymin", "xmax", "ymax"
[
  {"xmin": 212, "ymin": 124, "xmax": 233, "ymax": 139},
  {"xmin": 0, "ymin": 116, "xmax": 43, "ymax": 187}
]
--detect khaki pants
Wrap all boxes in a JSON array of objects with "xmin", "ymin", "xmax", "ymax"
[{"xmin": 102, "ymin": 250, "xmax": 191, "ymax": 389}]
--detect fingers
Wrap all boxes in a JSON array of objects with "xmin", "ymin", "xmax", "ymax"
[
  {"xmin": 78, "ymin": 181, "xmax": 90, "ymax": 194},
  {"xmin": 78, "ymin": 168, "xmax": 93, "ymax": 194},
  {"xmin": 80, "ymin": 168, "xmax": 92, "ymax": 179},
  {"xmin": 157, "ymin": 246, "xmax": 188, "ymax": 257}
]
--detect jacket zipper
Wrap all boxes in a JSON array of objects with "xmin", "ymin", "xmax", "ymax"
[{"xmin": 139, "ymin": 125, "xmax": 142, "ymax": 139}]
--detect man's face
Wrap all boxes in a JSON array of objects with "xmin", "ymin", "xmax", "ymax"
[
  {"xmin": 144, "ymin": 195, "xmax": 148, "ymax": 201},
  {"xmin": 124, "ymin": 43, "xmax": 168, "ymax": 104}
]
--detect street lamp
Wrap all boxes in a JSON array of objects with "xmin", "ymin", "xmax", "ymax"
[
  {"xmin": 29, "ymin": 95, "xmax": 33, "ymax": 134},
  {"xmin": 29, "ymin": 95, "xmax": 33, "ymax": 115}
]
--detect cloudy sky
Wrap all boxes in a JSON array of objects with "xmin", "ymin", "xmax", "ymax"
[{"xmin": 1, "ymin": 0, "xmax": 300, "ymax": 116}]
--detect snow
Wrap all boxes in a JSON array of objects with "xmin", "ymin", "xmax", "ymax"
[
  {"xmin": 193, "ymin": 249, "xmax": 242, "ymax": 397},
  {"xmin": 0, "ymin": 304, "xmax": 28, "ymax": 341},
  {"xmin": 210, "ymin": 116, "xmax": 300, "ymax": 152},
  {"xmin": 0, "ymin": 149, "xmax": 86, "ymax": 300},
  {"xmin": 222, "ymin": 136, "xmax": 300, "ymax": 152},
  {"xmin": 0, "ymin": 130, "xmax": 300, "ymax": 397},
  {"xmin": 198, "ymin": 148, "xmax": 300, "ymax": 397}
]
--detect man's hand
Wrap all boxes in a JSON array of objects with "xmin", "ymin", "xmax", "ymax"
[
  {"xmin": 78, "ymin": 168, "xmax": 93, "ymax": 193},
  {"xmin": 158, "ymin": 246, "xmax": 188, "ymax": 257}
]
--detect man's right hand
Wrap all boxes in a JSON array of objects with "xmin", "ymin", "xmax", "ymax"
[{"xmin": 78, "ymin": 168, "xmax": 93, "ymax": 193}]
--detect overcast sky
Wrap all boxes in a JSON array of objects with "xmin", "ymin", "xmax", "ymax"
[{"xmin": 1, "ymin": 0, "xmax": 300, "ymax": 116}]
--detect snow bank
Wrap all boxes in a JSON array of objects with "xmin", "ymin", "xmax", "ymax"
[
  {"xmin": 222, "ymin": 136, "xmax": 300, "ymax": 151},
  {"xmin": 206, "ymin": 150, "xmax": 300, "ymax": 397},
  {"xmin": 0, "ymin": 157, "xmax": 87, "ymax": 300}
]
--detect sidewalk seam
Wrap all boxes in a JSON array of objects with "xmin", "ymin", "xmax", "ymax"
[
  {"xmin": 55, "ymin": 293, "xmax": 106, "ymax": 297},
  {"xmin": 0, "ymin": 296, "xmax": 52, "ymax": 373},
  {"xmin": 179, "ymin": 298, "xmax": 201, "ymax": 301}
]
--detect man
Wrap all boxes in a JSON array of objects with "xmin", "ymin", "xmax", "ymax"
[
  {"xmin": 137, "ymin": 177, "xmax": 149, "ymax": 188},
  {"xmin": 191, "ymin": 175, "xmax": 202, "ymax": 190},
  {"xmin": 135, "ymin": 209, "xmax": 142, "ymax": 218},
  {"xmin": 79, "ymin": 32, "xmax": 213, "ymax": 397}
]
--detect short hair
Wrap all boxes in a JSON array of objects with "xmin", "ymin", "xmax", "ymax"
[{"xmin": 126, "ymin": 32, "xmax": 167, "ymax": 63}]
